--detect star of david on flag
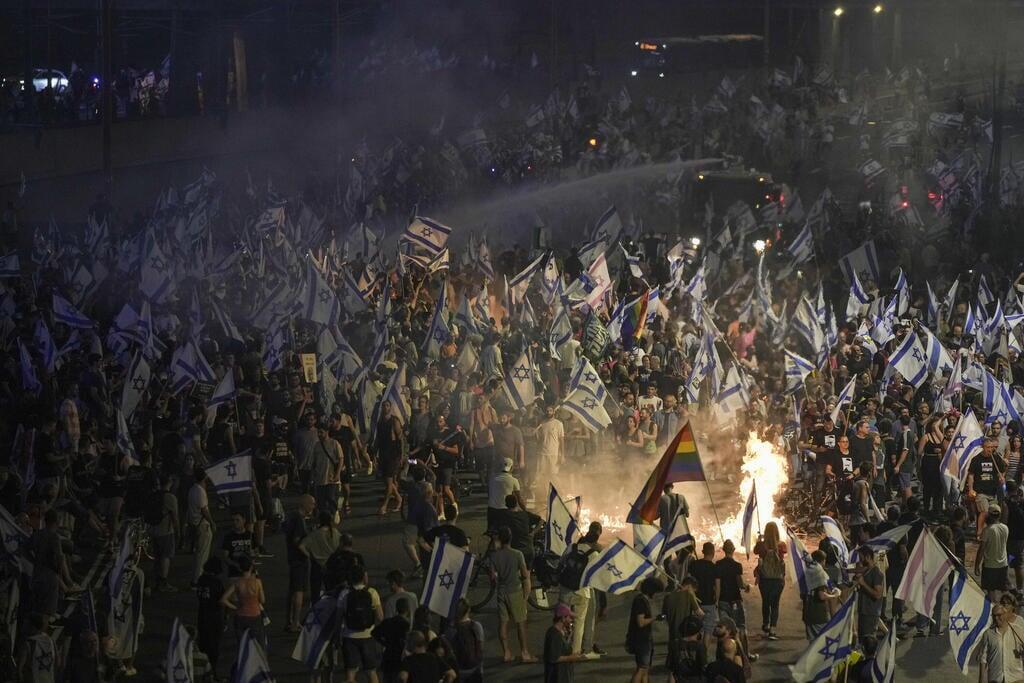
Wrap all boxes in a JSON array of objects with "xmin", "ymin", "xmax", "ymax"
[{"xmin": 421, "ymin": 536, "xmax": 474, "ymax": 619}]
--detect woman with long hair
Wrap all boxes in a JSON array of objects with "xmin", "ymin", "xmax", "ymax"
[
  {"xmin": 753, "ymin": 522, "xmax": 786, "ymax": 641},
  {"xmin": 637, "ymin": 408, "xmax": 659, "ymax": 455},
  {"xmin": 622, "ymin": 415, "xmax": 645, "ymax": 456},
  {"xmin": 220, "ymin": 555, "xmax": 267, "ymax": 647},
  {"xmin": 376, "ymin": 400, "xmax": 406, "ymax": 516},
  {"xmin": 1005, "ymin": 434, "xmax": 1023, "ymax": 485},
  {"xmin": 917, "ymin": 416, "xmax": 945, "ymax": 515}
]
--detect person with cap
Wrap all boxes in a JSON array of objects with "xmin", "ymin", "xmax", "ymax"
[
  {"xmin": 968, "ymin": 437, "xmax": 1008, "ymax": 539},
  {"xmin": 544, "ymin": 603, "xmax": 584, "ymax": 682},
  {"xmin": 976, "ymin": 500, "xmax": 1011, "ymax": 601},
  {"xmin": 487, "ymin": 457, "xmax": 525, "ymax": 531}
]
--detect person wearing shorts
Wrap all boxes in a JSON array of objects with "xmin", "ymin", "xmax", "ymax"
[
  {"xmin": 976, "ymin": 504, "xmax": 1010, "ymax": 600},
  {"xmin": 490, "ymin": 527, "xmax": 536, "ymax": 663},
  {"xmin": 341, "ymin": 566, "xmax": 384, "ymax": 681},
  {"xmin": 627, "ymin": 577, "xmax": 664, "ymax": 681}
]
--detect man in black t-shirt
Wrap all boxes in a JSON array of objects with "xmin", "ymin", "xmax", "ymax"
[
  {"xmin": 848, "ymin": 419, "xmax": 875, "ymax": 464},
  {"xmin": 686, "ymin": 542, "xmax": 720, "ymax": 649},
  {"xmin": 811, "ymin": 416, "xmax": 840, "ymax": 494},
  {"xmin": 400, "ymin": 630, "xmax": 455, "ymax": 682},
  {"xmin": 715, "ymin": 540, "xmax": 751, "ymax": 660},
  {"xmin": 968, "ymin": 438, "xmax": 1007, "ymax": 537},
  {"xmin": 490, "ymin": 494, "xmax": 542, "ymax": 567},
  {"xmin": 704, "ymin": 638, "xmax": 745, "ymax": 683},
  {"xmin": 219, "ymin": 512, "xmax": 254, "ymax": 579}
]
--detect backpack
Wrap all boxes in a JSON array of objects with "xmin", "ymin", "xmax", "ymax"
[
  {"xmin": 345, "ymin": 588, "xmax": 376, "ymax": 631},
  {"xmin": 558, "ymin": 543, "xmax": 596, "ymax": 590},
  {"xmin": 451, "ymin": 621, "xmax": 483, "ymax": 671},
  {"xmin": 144, "ymin": 494, "xmax": 165, "ymax": 527}
]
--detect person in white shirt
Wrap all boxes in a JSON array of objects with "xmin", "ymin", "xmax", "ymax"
[
  {"xmin": 188, "ymin": 467, "xmax": 216, "ymax": 584},
  {"xmin": 534, "ymin": 405, "xmax": 564, "ymax": 489},
  {"xmin": 979, "ymin": 602, "xmax": 1024, "ymax": 683},
  {"xmin": 637, "ymin": 384, "xmax": 663, "ymax": 414},
  {"xmin": 488, "ymin": 457, "xmax": 525, "ymax": 530}
]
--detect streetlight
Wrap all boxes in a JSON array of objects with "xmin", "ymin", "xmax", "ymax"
[
  {"xmin": 753, "ymin": 239, "xmax": 767, "ymax": 254},
  {"xmin": 873, "ymin": 4, "xmax": 883, "ymax": 13},
  {"xmin": 833, "ymin": 7, "xmax": 844, "ymax": 17},
  {"xmin": 690, "ymin": 237, "xmax": 702, "ymax": 248}
]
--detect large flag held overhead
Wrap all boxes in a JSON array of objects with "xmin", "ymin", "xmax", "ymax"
[
  {"xmin": 580, "ymin": 538, "xmax": 658, "ymax": 594},
  {"xmin": 850, "ymin": 524, "xmax": 913, "ymax": 564},
  {"xmin": 208, "ymin": 371, "xmax": 237, "ymax": 409},
  {"xmin": 546, "ymin": 484, "xmax": 580, "ymax": 556},
  {"xmin": 404, "ymin": 216, "xmax": 452, "ymax": 255},
  {"xmin": 17, "ymin": 340, "xmax": 41, "ymax": 395},
  {"xmin": 948, "ymin": 569, "xmax": 992, "ymax": 674},
  {"xmin": 561, "ymin": 389, "xmax": 612, "ymax": 433},
  {"xmin": 627, "ymin": 423, "xmax": 705, "ymax": 524},
  {"xmin": 166, "ymin": 618, "xmax": 196, "ymax": 683},
  {"xmin": 838, "ymin": 240, "xmax": 880, "ymax": 286},
  {"xmin": 422, "ymin": 282, "xmax": 451, "ymax": 359},
  {"xmin": 568, "ymin": 357, "xmax": 607, "ymax": 401},
  {"xmin": 632, "ymin": 523, "xmax": 666, "ymax": 562},
  {"xmin": 939, "ymin": 409, "xmax": 985, "ymax": 484},
  {"xmin": 120, "ymin": 353, "xmax": 151, "ymax": 419},
  {"xmin": 52, "ymin": 293, "xmax": 95, "ymax": 328},
  {"xmin": 820, "ymin": 515, "xmax": 850, "ymax": 566},
  {"xmin": 829, "ymin": 377, "xmax": 857, "ymax": 424},
  {"xmin": 502, "ymin": 350, "xmax": 536, "ymax": 410},
  {"xmin": 421, "ymin": 536, "xmax": 475, "ymax": 619},
  {"xmin": 790, "ymin": 594, "xmax": 855, "ymax": 682},
  {"xmin": 206, "ymin": 453, "xmax": 253, "ymax": 494},
  {"xmin": 887, "ymin": 330, "xmax": 929, "ymax": 387},
  {"xmin": 784, "ymin": 350, "xmax": 814, "ymax": 394}
]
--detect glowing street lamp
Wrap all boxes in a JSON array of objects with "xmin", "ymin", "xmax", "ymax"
[
  {"xmin": 690, "ymin": 237, "xmax": 702, "ymax": 248},
  {"xmin": 833, "ymin": 6, "xmax": 844, "ymax": 17},
  {"xmin": 753, "ymin": 239, "xmax": 767, "ymax": 254},
  {"xmin": 873, "ymin": 4, "xmax": 883, "ymax": 13}
]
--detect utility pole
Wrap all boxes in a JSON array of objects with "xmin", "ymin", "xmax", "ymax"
[{"xmin": 101, "ymin": 0, "xmax": 113, "ymax": 198}]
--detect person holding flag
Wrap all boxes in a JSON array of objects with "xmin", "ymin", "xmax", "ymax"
[{"xmin": 752, "ymin": 522, "xmax": 786, "ymax": 642}]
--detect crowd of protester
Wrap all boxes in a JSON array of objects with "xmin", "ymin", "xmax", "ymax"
[{"xmin": 4, "ymin": 32, "xmax": 1024, "ymax": 682}]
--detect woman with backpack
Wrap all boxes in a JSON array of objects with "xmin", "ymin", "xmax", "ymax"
[
  {"xmin": 443, "ymin": 599, "xmax": 485, "ymax": 682},
  {"xmin": 752, "ymin": 522, "xmax": 786, "ymax": 641}
]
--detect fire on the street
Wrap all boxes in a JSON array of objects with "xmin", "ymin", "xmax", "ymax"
[{"xmin": 717, "ymin": 432, "xmax": 790, "ymax": 551}]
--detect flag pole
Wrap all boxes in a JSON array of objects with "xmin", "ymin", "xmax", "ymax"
[
  {"xmin": 703, "ymin": 477, "xmax": 726, "ymax": 546},
  {"xmin": 754, "ymin": 481, "xmax": 762, "ymax": 535}
]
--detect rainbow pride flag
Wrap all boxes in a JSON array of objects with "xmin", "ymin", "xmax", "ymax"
[
  {"xmin": 619, "ymin": 290, "xmax": 650, "ymax": 345},
  {"xmin": 627, "ymin": 422, "xmax": 706, "ymax": 524}
]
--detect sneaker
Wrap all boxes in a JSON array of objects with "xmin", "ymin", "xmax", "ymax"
[
  {"xmin": 592, "ymin": 645, "xmax": 607, "ymax": 656},
  {"xmin": 768, "ymin": 633, "xmax": 780, "ymax": 641},
  {"xmin": 256, "ymin": 549, "xmax": 275, "ymax": 558},
  {"xmin": 366, "ymin": 464, "xmax": 374, "ymax": 476},
  {"xmin": 914, "ymin": 630, "xmax": 927, "ymax": 638}
]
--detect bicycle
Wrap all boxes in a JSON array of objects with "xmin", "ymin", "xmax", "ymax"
[{"xmin": 463, "ymin": 527, "xmax": 562, "ymax": 612}]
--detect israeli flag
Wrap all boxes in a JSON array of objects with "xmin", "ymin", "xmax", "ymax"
[
  {"xmin": 580, "ymin": 538, "xmax": 658, "ymax": 595},
  {"xmin": 568, "ymin": 357, "xmax": 606, "ymax": 401},
  {"xmin": 790, "ymin": 594, "xmax": 855, "ymax": 682},
  {"xmin": 404, "ymin": 216, "xmax": 452, "ymax": 256},
  {"xmin": 593, "ymin": 205, "xmax": 622, "ymax": 242},
  {"xmin": 948, "ymin": 569, "xmax": 992, "ymax": 674},
  {"xmin": 939, "ymin": 409, "xmax": 985, "ymax": 484},
  {"xmin": 206, "ymin": 453, "xmax": 253, "ymax": 494},
  {"xmin": 561, "ymin": 389, "xmax": 612, "ymax": 433},
  {"xmin": 740, "ymin": 482, "xmax": 758, "ymax": 558},
  {"xmin": 978, "ymin": 274, "xmax": 995, "ymax": 308},
  {"xmin": 115, "ymin": 409, "xmax": 140, "ymax": 466},
  {"xmin": 786, "ymin": 529, "xmax": 814, "ymax": 596},
  {"xmin": 925, "ymin": 281, "xmax": 940, "ymax": 329},
  {"xmin": 16, "ymin": 340, "xmax": 39, "ymax": 397},
  {"xmin": 921, "ymin": 326, "xmax": 955, "ymax": 375},
  {"xmin": 140, "ymin": 231, "xmax": 176, "ymax": 303},
  {"xmin": 892, "ymin": 268, "xmax": 910, "ymax": 316},
  {"xmin": 887, "ymin": 330, "xmax": 929, "ymax": 387},
  {"xmin": 302, "ymin": 260, "xmax": 339, "ymax": 326},
  {"xmin": 661, "ymin": 510, "xmax": 695, "ymax": 557},
  {"xmin": 422, "ymin": 283, "xmax": 451, "ymax": 359},
  {"xmin": 632, "ymin": 523, "xmax": 666, "ymax": 562},
  {"xmin": 209, "ymin": 372, "xmax": 237, "ymax": 409},
  {"xmin": 784, "ymin": 350, "xmax": 815, "ymax": 394},
  {"xmin": 546, "ymin": 484, "xmax": 580, "ymax": 556},
  {"xmin": 455, "ymin": 294, "xmax": 480, "ymax": 336},
  {"xmin": 166, "ymin": 618, "xmax": 195, "ymax": 683},
  {"xmin": 620, "ymin": 244, "xmax": 644, "ymax": 278},
  {"xmin": 717, "ymin": 365, "xmax": 750, "ymax": 419},
  {"xmin": 502, "ymin": 350, "xmax": 536, "ymax": 410},
  {"xmin": 850, "ymin": 524, "xmax": 912, "ymax": 564},
  {"xmin": 0, "ymin": 254, "xmax": 19, "ymax": 278},
  {"xmin": 291, "ymin": 592, "xmax": 339, "ymax": 671},
  {"xmin": 120, "ymin": 352, "xmax": 151, "ymax": 419},
  {"xmin": 421, "ymin": 536, "xmax": 475, "ymax": 619},
  {"xmin": 829, "ymin": 376, "xmax": 857, "ymax": 424},
  {"xmin": 548, "ymin": 306, "xmax": 573, "ymax": 360},
  {"xmin": 231, "ymin": 629, "xmax": 273, "ymax": 683},
  {"xmin": 52, "ymin": 293, "xmax": 95, "ymax": 328},
  {"xmin": 869, "ymin": 614, "xmax": 898, "ymax": 683},
  {"xmin": 788, "ymin": 221, "xmax": 815, "ymax": 264},
  {"xmin": 820, "ymin": 515, "xmax": 850, "ymax": 565},
  {"xmin": 108, "ymin": 525, "xmax": 136, "ymax": 599}
]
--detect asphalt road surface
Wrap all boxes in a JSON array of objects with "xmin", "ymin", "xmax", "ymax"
[{"xmin": 127, "ymin": 469, "xmax": 986, "ymax": 682}]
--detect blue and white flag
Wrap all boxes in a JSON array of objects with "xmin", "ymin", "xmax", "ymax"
[
  {"xmin": 829, "ymin": 377, "xmax": 857, "ymax": 424},
  {"xmin": 0, "ymin": 254, "xmax": 19, "ymax": 278},
  {"xmin": 108, "ymin": 526, "xmax": 136, "ymax": 599},
  {"xmin": 507, "ymin": 251, "xmax": 548, "ymax": 307},
  {"xmin": 593, "ymin": 205, "xmax": 622, "ymax": 242},
  {"xmin": 52, "ymin": 293, "xmax": 95, "ymax": 328},
  {"xmin": 869, "ymin": 614, "xmax": 898, "ymax": 683},
  {"xmin": 546, "ymin": 484, "xmax": 580, "ymax": 556},
  {"xmin": 561, "ymin": 389, "xmax": 612, "ymax": 433},
  {"xmin": 302, "ymin": 260, "xmax": 339, "ymax": 326},
  {"xmin": 209, "ymin": 371, "xmax": 237, "ymax": 409},
  {"xmin": 422, "ymin": 282, "xmax": 451, "ymax": 359},
  {"xmin": 620, "ymin": 244, "xmax": 644, "ymax": 278},
  {"xmin": 925, "ymin": 281, "xmax": 940, "ymax": 329},
  {"xmin": 231, "ymin": 629, "xmax": 273, "ymax": 683},
  {"xmin": 115, "ymin": 409, "xmax": 140, "ymax": 466},
  {"xmin": 548, "ymin": 305, "xmax": 573, "ymax": 360},
  {"xmin": 166, "ymin": 618, "xmax": 195, "ymax": 683},
  {"xmin": 887, "ymin": 330, "xmax": 929, "ymax": 387},
  {"xmin": 377, "ymin": 363, "xmax": 410, "ymax": 426},
  {"xmin": 786, "ymin": 529, "xmax": 815, "ymax": 596},
  {"xmin": 892, "ymin": 268, "xmax": 910, "ymax": 316},
  {"xmin": 978, "ymin": 274, "xmax": 995, "ymax": 309},
  {"xmin": 18, "ymin": 340, "xmax": 41, "ymax": 395},
  {"xmin": 290, "ymin": 592, "xmax": 339, "ymax": 671},
  {"xmin": 820, "ymin": 515, "xmax": 850, "ymax": 565},
  {"xmin": 632, "ymin": 523, "xmax": 666, "ymax": 562},
  {"xmin": 206, "ymin": 453, "xmax": 253, "ymax": 494},
  {"xmin": 740, "ymin": 482, "xmax": 758, "ymax": 558},
  {"xmin": 455, "ymin": 294, "xmax": 480, "ymax": 336},
  {"xmin": 661, "ymin": 510, "xmax": 695, "ymax": 557},
  {"xmin": 921, "ymin": 326, "xmax": 955, "ymax": 376},
  {"xmin": 940, "ymin": 409, "xmax": 985, "ymax": 483},
  {"xmin": 964, "ymin": 304, "xmax": 978, "ymax": 336},
  {"xmin": 784, "ymin": 350, "xmax": 814, "ymax": 394},
  {"xmin": 120, "ymin": 352, "xmax": 150, "ymax": 419},
  {"xmin": 580, "ymin": 538, "xmax": 658, "ymax": 595},
  {"xmin": 502, "ymin": 350, "xmax": 536, "ymax": 410},
  {"xmin": 33, "ymin": 320, "xmax": 56, "ymax": 374},
  {"xmin": 140, "ymin": 231, "xmax": 176, "ymax": 303},
  {"xmin": 846, "ymin": 268, "xmax": 871, "ymax": 321},
  {"xmin": 790, "ymin": 594, "xmax": 855, "ymax": 682},
  {"xmin": 716, "ymin": 365, "xmax": 750, "ymax": 419},
  {"xmin": 948, "ymin": 569, "xmax": 991, "ymax": 674},
  {"xmin": 788, "ymin": 222, "xmax": 815, "ymax": 264},
  {"xmin": 850, "ymin": 524, "xmax": 913, "ymax": 564},
  {"xmin": 421, "ymin": 536, "xmax": 475, "ymax": 619},
  {"xmin": 838, "ymin": 240, "xmax": 880, "ymax": 286},
  {"xmin": 568, "ymin": 357, "xmax": 607, "ymax": 401},
  {"xmin": 404, "ymin": 216, "xmax": 452, "ymax": 256},
  {"xmin": 944, "ymin": 277, "xmax": 960, "ymax": 321}
]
